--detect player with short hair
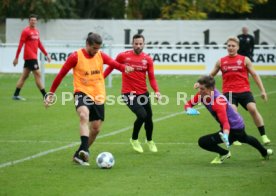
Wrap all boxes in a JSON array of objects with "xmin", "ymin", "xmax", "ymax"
[
  {"xmin": 185, "ymin": 75, "xmax": 273, "ymax": 164},
  {"xmin": 45, "ymin": 32, "xmax": 133, "ymax": 166},
  {"xmin": 209, "ymin": 36, "xmax": 271, "ymax": 145},
  {"xmin": 104, "ymin": 34, "xmax": 160, "ymax": 153},
  {"xmin": 13, "ymin": 14, "xmax": 51, "ymax": 100}
]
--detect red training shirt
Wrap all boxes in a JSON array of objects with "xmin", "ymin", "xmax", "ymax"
[
  {"xmin": 15, "ymin": 26, "xmax": 48, "ymax": 60},
  {"xmin": 104, "ymin": 50, "xmax": 159, "ymax": 94},
  {"xmin": 220, "ymin": 54, "xmax": 250, "ymax": 93}
]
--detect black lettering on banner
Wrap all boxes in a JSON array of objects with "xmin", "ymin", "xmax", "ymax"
[
  {"xmin": 190, "ymin": 54, "xmax": 196, "ymax": 62},
  {"xmin": 163, "ymin": 53, "xmax": 170, "ymax": 62},
  {"xmin": 179, "ymin": 53, "xmax": 187, "ymax": 62},
  {"xmin": 267, "ymin": 54, "xmax": 275, "ymax": 63},
  {"xmin": 124, "ymin": 29, "xmax": 144, "ymax": 48},
  {"xmin": 152, "ymin": 54, "xmax": 161, "ymax": 62},
  {"xmin": 59, "ymin": 53, "xmax": 67, "ymax": 61},
  {"xmin": 50, "ymin": 53, "xmax": 57, "ymax": 61},
  {"xmin": 149, "ymin": 53, "xmax": 206, "ymax": 63},
  {"xmin": 171, "ymin": 53, "xmax": 178, "ymax": 62},
  {"xmin": 41, "ymin": 52, "xmax": 71, "ymax": 62},
  {"xmin": 255, "ymin": 53, "xmax": 275, "ymax": 63},
  {"xmin": 256, "ymin": 54, "xmax": 265, "ymax": 63},
  {"xmin": 198, "ymin": 54, "xmax": 205, "ymax": 62},
  {"xmin": 122, "ymin": 28, "xmax": 275, "ymax": 50}
]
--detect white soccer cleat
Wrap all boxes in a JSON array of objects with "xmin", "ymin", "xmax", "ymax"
[
  {"xmin": 73, "ymin": 156, "xmax": 90, "ymax": 166},
  {"xmin": 263, "ymin": 149, "xmax": 273, "ymax": 160},
  {"xmin": 12, "ymin": 96, "xmax": 26, "ymax": 101}
]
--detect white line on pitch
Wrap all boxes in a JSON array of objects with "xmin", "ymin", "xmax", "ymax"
[
  {"xmin": 95, "ymin": 142, "xmax": 197, "ymax": 145},
  {"xmin": 0, "ymin": 111, "xmax": 184, "ymax": 169},
  {"xmin": 1, "ymin": 90, "xmax": 275, "ymax": 169}
]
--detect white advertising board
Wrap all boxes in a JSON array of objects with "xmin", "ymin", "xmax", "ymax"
[{"xmin": 1, "ymin": 44, "xmax": 275, "ymax": 75}]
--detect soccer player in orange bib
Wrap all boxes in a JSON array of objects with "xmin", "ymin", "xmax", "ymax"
[
  {"xmin": 13, "ymin": 14, "xmax": 51, "ymax": 100},
  {"xmin": 45, "ymin": 33, "xmax": 133, "ymax": 166},
  {"xmin": 210, "ymin": 36, "xmax": 271, "ymax": 145},
  {"xmin": 104, "ymin": 34, "xmax": 161, "ymax": 153}
]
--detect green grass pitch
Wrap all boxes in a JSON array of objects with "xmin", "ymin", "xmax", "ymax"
[{"xmin": 0, "ymin": 73, "xmax": 275, "ymax": 195}]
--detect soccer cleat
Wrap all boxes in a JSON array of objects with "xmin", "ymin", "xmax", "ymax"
[
  {"xmin": 261, "ymin": 135, "xmax": 271, "ymax": 145},
  {"xmin": 263, "ymin": 149, "xmax": 273, "ymax": 160},
  {"xmin": 79, "ymin": 150, "xmax": 90, "ymax": 162},
  {"xmin": 233, "ymin": 141, "xmax": 242, "ymax": 146},
  {"xmin": 130, "ymin": 138, "xmax": 143, "ymax": 153},
  {"xmin": 12, "ymin": 96, "xmax": 26, "ymax": 101},
  {"xmin": 146, "ymin": 140, "xmax": 158, "ymax": 152},
  {"xmin": 73, "ymin": 155, "xmax": 90, "ymax": 166},
  {"xmin": 211, "ymin": 152, "xmax": 231, "ymax": 164}
]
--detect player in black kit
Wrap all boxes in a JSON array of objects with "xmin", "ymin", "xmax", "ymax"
[{"xmin": 237, "ymin": 27, "xmax": 255, "ymax": 61}]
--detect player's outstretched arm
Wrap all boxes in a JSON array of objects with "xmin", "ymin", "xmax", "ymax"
[
  {"xmin": 245, "ymin": 57, "xmax": 268, "ymax": 101},
  {"xmin": 210, "ymin": 60, "xmax": 221, "ymax": 77}
]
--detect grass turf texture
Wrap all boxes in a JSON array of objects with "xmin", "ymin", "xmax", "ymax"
[{"xmin": 0, "ymin": 73, "xmax": 275, "ymax": 195}]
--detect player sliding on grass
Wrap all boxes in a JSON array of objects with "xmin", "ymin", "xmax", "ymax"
[
  {"xmin": 185, "ymin": 75, "xmax": 273, "ymax": 164},
  {"xmin": 44, "ymin": 33, "xmax": 133, "ymax": 166}
]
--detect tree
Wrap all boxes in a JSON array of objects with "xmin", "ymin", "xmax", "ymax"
[
  {"xmin": 75, "ymin": 0, "xmax": 125, "ymax": 19},
  {"xmin": 0, "ymin": 0, "xmax": 77, "ymax": 21},
  {"xmin": 126, "ymin": 0, "xmax": 164, "ymax": 19},
  {"xmin": 161, "ymin": 0, "xmax": 269, "ymax": 20}
]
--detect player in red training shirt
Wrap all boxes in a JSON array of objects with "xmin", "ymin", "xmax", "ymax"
[
  {"xmin": 12, "ymin": 14, "xmax": 51, "ymax": 101},
  {"xmin": 45, "ymin": 32, "xmax": 133, "ymax": 166},
  {"xmin": 104, "ymin": 34, "xmax": 161, "ymax": 153},
  {"xmin": 210, "ymin": 36, "xmax": 271, "ymax": 145}
]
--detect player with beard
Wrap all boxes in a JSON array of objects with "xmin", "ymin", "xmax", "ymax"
[{"xmin": 104, "ymin": 34, "xmax": 160, "ymax": 153}]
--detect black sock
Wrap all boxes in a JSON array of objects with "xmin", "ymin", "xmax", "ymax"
[
  {"xmin": 40, "ymin": 89, "xmax": 47, "ymax": 97},
  {"xmin": 79, "ymin": 136, "xmax": 89, "ymax": 152},
  {"xmin": 258, "ymin": 126, "xmax": 265, "ymax": 136},
  {"xmin": 14, "ymin": 88, "xmax": 21, "ymax": 96}
]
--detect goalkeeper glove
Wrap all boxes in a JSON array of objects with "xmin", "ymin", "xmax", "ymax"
[
  {"xmin": 186, "ymin": 108, "xmax": 200, "ymax": 115},
  {"xmin": 219, "ymin": 132, "xmax": 230, "ymax": 148}
]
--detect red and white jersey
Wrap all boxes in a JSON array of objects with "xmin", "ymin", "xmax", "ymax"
[
  {"xmin": 15, "ymin": 26, "xmax": 47, "ymax": 60},
  {"xmin": 104, "ymin": 50, "xmax": 159, "ymax": 95},
  {"xmin": 220, "ymin": 54, "xmax": 250, "ymax": 93}
]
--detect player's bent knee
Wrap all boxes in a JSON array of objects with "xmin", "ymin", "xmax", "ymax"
[{"xmin": 198, "ymin": 136, "xmax": 207, "ymax": 148}]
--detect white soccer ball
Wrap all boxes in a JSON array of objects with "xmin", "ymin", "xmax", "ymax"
[{"xmin": 96, "ymin": 152, "xmax": 115, "ymax": 169}]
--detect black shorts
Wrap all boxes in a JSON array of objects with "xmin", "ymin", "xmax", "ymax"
[
  {"xmin": 122, "ymin": 92, "xmax": 152, "ymax": 116},
  {"xmin": 74, "ymin": 92, "xmax": 104, "ymax": 121},
  {"xmin": 208, "ymin": 128, "xmax": 247, "ymax": 145},
  {"xmin": 24, "ymin": 59, "xmax": 39, "ymax": 71},
  {"xmin": 224, "ymin": 91, "xmax": 255, "ymax": 110}
]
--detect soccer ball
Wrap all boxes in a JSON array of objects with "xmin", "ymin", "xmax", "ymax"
[{"xmin": 96, "ymin": 152, "xmax": 115, "ymax": 169}]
